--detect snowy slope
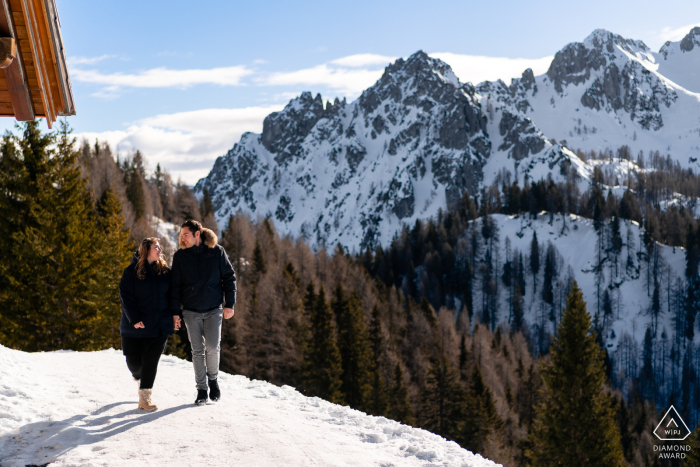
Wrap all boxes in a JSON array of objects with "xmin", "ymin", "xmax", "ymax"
[
  {"xmin": 469, "ymin": 213, "xmax": 687, "ymax": 353},
  {"xmin": 656, "ymin": 27, "xmax": 700, "ymax": 94},
  {"xmin": 477, "ymin": 29, "xmax": 700, "ymax": 167},
  {"xmin": 0, "ymin": 345, "xmax": 499, "ymax": 467}
]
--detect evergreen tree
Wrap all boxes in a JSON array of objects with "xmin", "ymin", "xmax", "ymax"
[
  {"xmin": 421, "ymin": 356, "xmax": 463, "ymax": 440},
  {"xmin": 543, "ymin": 243, "xmax": 556, "ymax": 305},
  {"xmin": 686, "ymin": 427, "xmax": 700, "ymax": 466},
  {"xmin": 387, "ymin": 363, "xmax": 414, "ymax": 426},
  {"xmin": 640, "ymin": 327, "xmax": 655, "ymax": 400},
  {"xmin": 517, "ymin": 251, "xmax": 526, "ymax": 293},
  {"xmin": 459, "ymin": 334, "xmax": 469, "ymax": 376},
  {"xmin": 528, "ymin": 281, "xmax": 626, "ymax": 467},
  {"xmin": 531, "ymin": 231, "xmax": 540, "ymax": 294},
  {"xmin": 332, "ymin": 285, "xmax": 373, "ymax": 411},
  {"xmin": 96, "ymin": 186, "xmax": 133, "ymax": 349},
  {"xmin": 252, "ymin": 241, "xmax": 266, "ymax": 279},
  {"xmin": 301, "ymin": 286, "xmax": 344, "ymax": 404},
  {"xmin": 460, "ymin": 364, "xmax": 500, "ymax": 453},
  {"xmin": 124, "ymin": 157, "xmax": 145, "ymax": 220},
  {"xmin": 512, "ymin": 285, "xmax": 525, "ymax": 331},
  {"xmin": 0, "ymin": 121, "xmax": 114, "ymax": 351},
  {"xmin": 200, "ymin": 188, "xmax": 219, "ymax": 235},
  {"xmin": 367, "ymin": 305, "xmax": 388, "ymax": 416}
]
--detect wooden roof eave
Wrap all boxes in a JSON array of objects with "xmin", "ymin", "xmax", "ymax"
[{"xmin": 41, "ymin": 0, "xmax": 74, "ymax": 117}]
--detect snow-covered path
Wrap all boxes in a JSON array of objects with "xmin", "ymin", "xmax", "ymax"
[{"xmin": 0, "ymin": 345, "xmax": 499, "ymax": 467}]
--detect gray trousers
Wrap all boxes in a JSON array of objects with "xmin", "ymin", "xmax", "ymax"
[{"xmin": 183, "ymin": 308, "xmax": 223, "ymax": 390}]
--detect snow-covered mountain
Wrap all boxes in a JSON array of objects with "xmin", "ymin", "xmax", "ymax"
[
  {"xmin": 195, "ymin": 27, "xmax": 700, "ymax": 252},
  {"xmin": 195, "ymin": 52, "xmax": 583, "ymax": 250},
  {"xmin": 0, "ymin": 344, "xmax": 499, "ymax": 467},
  {"xmin": 478, "ymin": 29, "xmax": 700, "ymax": 165}
]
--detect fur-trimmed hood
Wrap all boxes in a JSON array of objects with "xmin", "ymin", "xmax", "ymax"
[{"xmin": 178, "ymin": 227, "xmax": 218, "ymax": 250}]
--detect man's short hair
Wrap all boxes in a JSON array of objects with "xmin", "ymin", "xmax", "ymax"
[{"xmin": 181, "ymin": 219, "xmax": 202, "ymax": 234}]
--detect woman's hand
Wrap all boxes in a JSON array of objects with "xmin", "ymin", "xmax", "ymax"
[{"xmin": 133, "ymin": 322, "xmax": 145, "ymax": 329}]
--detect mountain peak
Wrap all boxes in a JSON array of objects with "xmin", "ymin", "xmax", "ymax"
[
  {"xmin": 582, "ymin": 29, "xmax": 649, "ymax": 54},
  {"xmin": 382, "ymin": 50, "xmax": 460, "ymax": 88},
  {"xmin": 680, "ymin": 26, "xmax": 700, "ymax": 52}
]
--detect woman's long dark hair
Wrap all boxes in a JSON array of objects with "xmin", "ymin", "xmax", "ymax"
[{"xmin": 136, "ymin": 237, "xmax": 168, "ymax": 280}]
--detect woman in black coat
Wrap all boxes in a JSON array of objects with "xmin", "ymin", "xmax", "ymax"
[{"xmin": 119, "ymin": 237, "xmax": 177, "ymax": 411}]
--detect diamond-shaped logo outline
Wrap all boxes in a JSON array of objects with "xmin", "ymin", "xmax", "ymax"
[{"xmin": 653, "ymin": 405, "xmax": 691, "ymax": 441}]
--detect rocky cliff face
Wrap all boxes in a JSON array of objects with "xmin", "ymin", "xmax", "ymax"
[
  {"xmin": 476, "ymin": 29, "xmax": 700, "ymax": 166},
  {"xmin": 195, "ymin": 28, "xmax": 700, "ymax": 250},
  {"xmin": 195, "ymin": 51, "xmax": 575, "ymax": 250}
]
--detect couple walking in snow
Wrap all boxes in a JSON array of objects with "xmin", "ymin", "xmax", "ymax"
[{"xmin": 118, "ymin": 219, "xmax": 237, "ymax": 411}]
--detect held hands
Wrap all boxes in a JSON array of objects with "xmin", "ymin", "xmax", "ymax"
[
  {"xmin": 133, "ymin": 321, "xmax": 145, "ymax": 329},
  {"xmin": 224, "ymin": 307, "xmax": 234, "ymax": 319},
  {"xmin": 173, "ymin": 316, "xmax": 182, "ymax": 331}
]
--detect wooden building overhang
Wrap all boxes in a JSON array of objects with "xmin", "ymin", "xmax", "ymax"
[{"xmin": 0, "ymin": 0, "xmax": 75, "ymax": 128}]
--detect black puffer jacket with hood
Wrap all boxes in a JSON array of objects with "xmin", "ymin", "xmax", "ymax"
[
  {"xmin": 169, "ymin": 228, "xmax": 237, "ymax": 315},
  {"xmin": 119, "ymin": 252, "xmax": 176, "ymax": 338}
]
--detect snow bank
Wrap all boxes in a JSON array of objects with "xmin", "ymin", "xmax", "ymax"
[{"xmin": 0, "ymin": 345, "xmax": 499, "ymax": 467}]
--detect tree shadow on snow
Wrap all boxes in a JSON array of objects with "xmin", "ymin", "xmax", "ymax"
[{"xmin": 0, "ymin": 401, "xmax": 192, "ymax": 465}]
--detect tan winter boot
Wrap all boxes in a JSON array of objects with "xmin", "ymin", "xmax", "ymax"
[{"xmin": 138, "ymin": 389, "xmax": 157, "ymax": 412}]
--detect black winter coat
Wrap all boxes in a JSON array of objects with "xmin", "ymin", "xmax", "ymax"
[
  {"xmin": 169, "ymin": 228, "xmax": 236, "ymax": 315},
  {"xmin": 119, "ymin": 252, "xmax": 176, "ymax": 338}
]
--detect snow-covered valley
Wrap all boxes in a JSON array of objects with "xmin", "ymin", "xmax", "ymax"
[{"xmin": 0, "ymin": 344, "xmax": 499, "ymax": 467}]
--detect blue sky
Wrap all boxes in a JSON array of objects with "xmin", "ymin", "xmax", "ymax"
[{"xmin": 16, "ymin": 0, "xmax": 700, "ymax": 184}]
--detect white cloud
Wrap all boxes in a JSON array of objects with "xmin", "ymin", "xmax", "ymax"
[
  {"xmin": 71, "ymin": 65, "xmax": 253, "ymax": 89},
  {"xmin": 430, "ymin": 53, "xmax": 553, "ymax": 85},
  {"xmin": 67, "ymin": 55, "xmax": 117, "ymax": 65},
  {"xmin": 253, "ymin": 59, "xmax": 268, "ymax": 64},
  {"xmin": 653, "ymin": 22, "xmax": 700, "ymax": 49},
  {"xmin": 262, "ymin": 64, "xmax": 384, "ymax": 97},
  {"xmin": 74, "ymin": 105, "xmax": 283, "ymax": 185},
  {"xmin": 330, "ymin": 54, "xmax": 396, "ymax": 67}
]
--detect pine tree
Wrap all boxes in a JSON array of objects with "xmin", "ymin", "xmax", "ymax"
[
  {"xmin": 124, "ymin": 158, "xmax": 145, "ymax": 220},
  {"xmin": 459, "ymin": 334, "xmax": 469, "ymax": 376},
  {"xmin": 332, "ymin": 285, "xmax": 373, "ymax": 411},
  {"xmin": 252, "ymin": 241, "xmax": 266, "ymax": 279},
  {"xmin": 200, "ymin": 188, "xmax": 219, "ymax": 235},
  {"xmin": 640, "ymin": 327, "xmax": 655, "ymax": 400},
  {"xmin": 531, "ymin": 231, "xmax": 540, "ymax": 294},
  {"xmin": 301, "ymin": 285, "xmax": 344, "ymax": 404},
  {"xmin": 367, "ymin": 305, "xmax": 388, "ymax": 416},
  {"xmin": 421, "ymin": 356, "xmax": 464, "ymax": 441},
  {"xmin": 460, "ymin": 364, "xmax": 500, "ymax": 453},
  {"xmin": 686, "ymin": 427, "xmax": 700, "ymax": 466},
  {"xmin": 96, "ymin": 186, "xmax": 133, "ymax": 349},
  {"xmin": 387, "ymin": 363, "xmax": 414, "ymax": 426},
  {"xmin": 527, "ymin": 281, "xmax": 626, "ymax": 467},
  {"xmin": 0, "ymin": 121, "xmax": 115, "ymax": 351},
  {"xmin": 543, "ymin": 243, "xmax": 556, "ymax": 305}
]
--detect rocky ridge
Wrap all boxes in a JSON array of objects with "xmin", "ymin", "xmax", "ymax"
[
  {"xmin": 477, "ymin": 29, "xmax": 700, "ymax": 167},
  {"xmin": 196, "ymin": 52, "xmax": 576, "ymax": 250}
]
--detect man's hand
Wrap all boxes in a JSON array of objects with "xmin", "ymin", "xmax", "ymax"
[
  {"xmin": 173, "ymin": 316, "xmax": 181, "ymax": 330},
  {"xmin": 134, "ymin": 321, "xmax": 145, "ymax": 329},
  {"xmin": 224, "ymin": 307, "xmax": 234, "ymax": 319}
]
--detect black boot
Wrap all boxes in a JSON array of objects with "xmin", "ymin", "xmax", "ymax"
[
  {"xmin": 209, "ymin": 379, "xmax": 220, "ymax": 402},
  {"xmin": 194, "ymin": 389, "xmax": 208, "ymax": 406}
]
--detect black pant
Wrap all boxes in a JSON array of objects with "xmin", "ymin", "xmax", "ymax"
[{"xmin": 122, "ymin": 335, "xmax": 169, "ymax": 390}]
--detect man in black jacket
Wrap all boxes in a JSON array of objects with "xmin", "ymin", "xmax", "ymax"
[{"xmin": 171, "ymin": 219, "xmax": 236, "ymax": 405}]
